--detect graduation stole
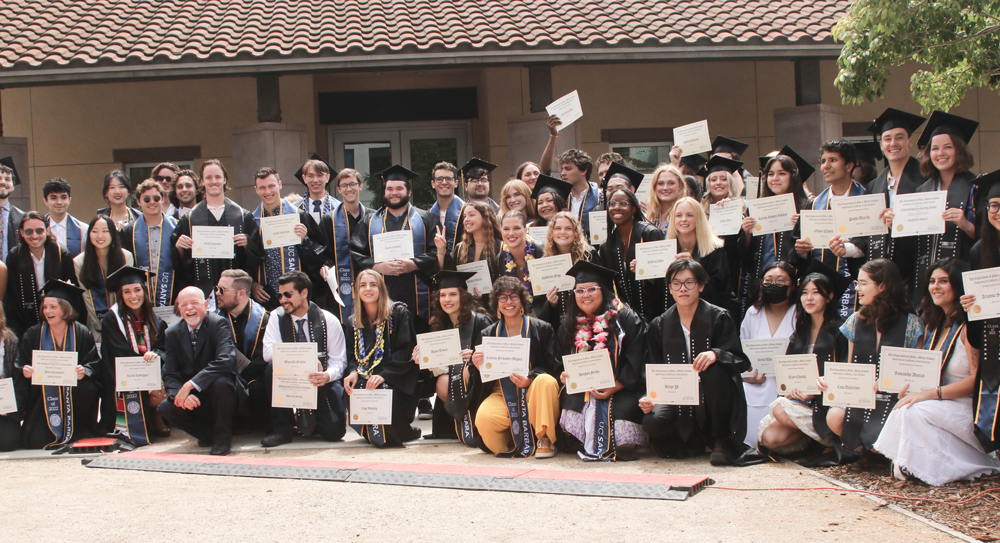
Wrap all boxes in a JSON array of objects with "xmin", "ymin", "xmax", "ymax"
[
  {"xmin": 65, "ymin": 215, "xmax": 83, "ymax": 256},
  {"xmin": 40, "ymin": 322, "xmax": 76, "ymax": 450},
  {"xmin": 220, "ymin": 300, "xmax": 266, "ymax": 360},
  {"xmin": 329, "ymin": 202, "xmax": 356, "ymax": 323},
  {"xmin": 574, "ymin": 300, "xmax": 623, "ymax": 462},
  {"xmin": 430, "ymin": 197, "xmax": 465, "ymax": 253},
  {"xmin": 494, "ymin": 315, "xmax": 536, "ymax": 458},
  {"xmin": 369, "ymin": 206, "xmax": 428, "ymax": 318},
  {"xmin": 132, "ymin": 214, "xmax": 177, "ymax": 307},
  {"xmin": 445, "ymin": 316, "xmax": 480, "ymax": 447},
  {"xmin": 111, "ymin": 304, "xmax": 153, "ymax": 446},
  {"xmin": 278, "ymin": 302, "xmax": 329, "ymax": 370},
  {"xmin": 353, "ymin": 302, "xmax": 405, "ymax": 379},
  {"xmin": 297, "ymin": 193, "xmax": 336, "ymax": 217},
  {"xmin": 974, "ymin": 318, "xmax": 1000, "ymax": 446},
  {"xmin": 915, "ymin": 173, "xmax": 977, "ymax": 284},
  {"xmin": 253, "ymin": 200, "xmax": 301, "ymax": 293},
  {"xmin": 85, "ymin": 266, "xmax": 113, "ymax": 325},
  {"xmin": 812, "ymin": 184, "xmax": 865, "ymax": 320},
  {"xmin": 923, "ymin": 322, "xmax": 964, "ymax": 375},
  {"xmin": 189, "ymin": 199, "xmax": 245, "ymax": 292},
  {"xmin": 16, "ymin": 245, "xmax": 53, "ymax": 325},
  {"xmin": 661, "ymin": 301, "xmax": 713, "ymax": 441}
]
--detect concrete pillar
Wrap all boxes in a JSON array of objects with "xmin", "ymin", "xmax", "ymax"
[
  {"xmin": 507, "ymin": 111, "xmax": 581, "ymax": 176},
  {"xmin": 774, "ymin": 104, "xmax": 842, "ymax": 195},
  {"xmin": 230, "ymin": 123, "xmax": 308, "ymax": 209},
  {"xmin": 0, "ymin": 136, "xmax": 31, "ymax": 211}
]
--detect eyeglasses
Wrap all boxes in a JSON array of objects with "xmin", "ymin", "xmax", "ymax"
[
  {"xmin": 988, "ymin": 202, "xmax": 1000, "ymax": 215},
  {"xmin": 607, "ymin": 200, "xmax": 631, "ymax": 209},
  {"xmin": 433, "ymin": 176, "xmax": 456, "ymax": 182},
  {"xmin": 278, "ymin": 290, "xmax": 296, "ymax": 299},
  {"xmin": 762, "ymin": 279, "xmax": 791, "ymax": 287},
  {"xmin": 153, "ymin": 175, "xmax": 172, "ymax": 182},
  {"xmin": 573, "ymin": 286, "xmax": 600, "ymax": 297},
  {"xmin": 496, "ymin": 294, "xmax": 518, "ymax": 303},
  {"xmin": 669, "ymin": 279, "xmax": 699, "ymax": 291},
  {"xmin": 854, "ymin": 280, "xmax": 871, "ymax": 288},
  {"xmin": 22, "ymin": 228, "xmax": 45, "ymax": 236},
  {"xmin": 338, "ymin": 181, "xmax": 360, "ymax": 190},
  {"xmin": 467, "ymin": 177, "xmax": 489, "ymax": 184},
  {"xmin": 142, "ymin": 195, "xmax": 162, "ymax": 203}
]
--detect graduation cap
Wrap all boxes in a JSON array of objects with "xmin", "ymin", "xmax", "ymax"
[
  {"xmin": 777, "ymin": 145, "xmax": 815, "ymax": 183},
  {"xmin": 566, "ymin": 260, "xmax": 616, "ymax": 290},
  {"xmin": 917, "ymin": 110, "xmax": 979, "ymax": 149},
  {"xmin": 711, "ymin": 136, "xmax": 749, "ymax": 157},
  {"xmin": 679, "ymin": 154, "xmax": 707, "ymax": 171},
  {"xmin": 867, "ymin": 108, "xmax": 926, "ymax": 137},
  {"xmin": 376, "ymin": 164, "xmax": 419, "ymax": 187},
  {"xmin": 433, "ymin": 270, "xmax": 478, "ymax": 291},
  {"xmin": 974, "ymin": 168, "xmax": 1000, "ymax": 202},
  {"xmin": 0, "ymin": 156, "xmax": 21, "ymax": 185},
  {"xmin": 704, "ymin": 155, "xmax": 744, "ymax": 176},
  {"xmin": 294, "ymin": 153, "xmax": 333, "ymax": 186},
  {"xmin": 800, "ymin": 259, "xmax": 851, "ymax": 301},
  {"xmin": 602, "ymin": 161, "xmax": 644, "ymax": 191},
  {"xmin": 853, "ymin": 141, "xmax": 883, "ymax": 166},
  {"xmin": 40, "ymin": 279, "xmax": 85, "ymax": 304},
  {"xmin": 106, "ymin": 265, "xmax": 152, "ymax": 292},
  {"xmin": 759, "ymin": 154, "xmax": 777, "ymax": 173},
  {"xmin": 531, "ymin": 174, "xmax": 573, "ymax": 201},
  {"xmin": 460, "ymin": 158, "xmax": 497, "ymax": 180}
]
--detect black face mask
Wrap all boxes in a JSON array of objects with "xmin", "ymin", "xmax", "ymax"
[{"xmin": 762, "ymin": 284, "xmax": 790, "ymax": 305}]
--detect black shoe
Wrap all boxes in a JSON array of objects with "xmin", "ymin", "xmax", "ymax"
[
  {"xmin": 709, "ymin": 441, "xmax": 729, "ymax": 466},
  {"xmin": 260, "ymin": 433, "xmax": 292, "ymax": 448},
  {"xmin": 197, "ymin": 437, "xmax": 212, "ymax": 447},
  {"xmin": 210, "ymin": 439, "xmax": 232, "ymax": 456},
  {"xmin": 417, "ymin": 398, "xmax": 433, "ymax": 420},
  {"xmin": 403, "ymin": 425, "xmax": 422, "ymax": 442}
]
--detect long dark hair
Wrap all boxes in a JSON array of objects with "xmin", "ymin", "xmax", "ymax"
[
  {"xmin": 762, "ymin": 155, "xmax": 809, "ymax": 211},
  {"xmin": 79, "ymin": 215, "xmax": 127, "ymax": 290},
  {"xmin": 858, "ymin": 259, "xmax": 911, "ymax": 333},
  {"xmin": 428, "ymin": 287, "xmax": 481, "ymax": 331},
  {"xmin": 532, "ymin": 192, "xmax": 568, "ymax": 227},
  {"xmin": 919, "ymin": 258, "xmax": 968, "ymax": 331},
  {"xmin": 116, "ymin": 280, "xmax": 158, "ymax": 351},
  {"xmin": 753, "ymin": 260, "xmax": 797, "ymax": 310},
  {"xmin": 982, "ymin": 202, "xmax": 1000, "ymax": 268},
  {"xmin": 559, "ymin": 283, "xmax": 619, "ymax": 354},
  {"xmin": 102, "ymin": 170, "xmax": 133, "ymax": 205},
  {"xmin": 792, "ymin": 273, "xmax": 839, "ymax": 344}
]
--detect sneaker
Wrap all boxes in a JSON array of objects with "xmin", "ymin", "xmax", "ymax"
[
  {"xmin": 417, "ymin": 398, "xmax": 433, "ymax": 420},
  {"xmin": 535, "ymin": 436, "xmax": 557, "ymax": 458}
]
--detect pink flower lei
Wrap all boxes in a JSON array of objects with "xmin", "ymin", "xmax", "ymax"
[{"xmin": 574, "ymin": 299, "xmax": 621, "ymax": 352}]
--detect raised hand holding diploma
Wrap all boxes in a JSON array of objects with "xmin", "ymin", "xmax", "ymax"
[
  {"xmin": 646, "ymin": 365, "xmax": 699, "ymax": 406},
  {"xmin": 456, "ymin": 260, "xmax": 492, "ymax": 294},
  {"xmin": 192, "ymin": 226, "xmax": 236, "ymax": 259},
  {"xmin": 635, "ymin": 239, "xmax": 677, "ymax": 281},
  {"xmin": 963, "ymin": 268, "xmax": 1000, "ymax": 320},
  {"xmin": 672, "ymin": 120, "xmax": 712, "ymax": 156},
  {"xmin": 545, "ymin": 90, "xmax": 583, "ymax": 131},
  {"xmin": 708, "ymin": 199, "xmax": 743, "ymax": 236}
]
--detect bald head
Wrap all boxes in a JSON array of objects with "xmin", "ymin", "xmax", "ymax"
[{"xmin": 176, "ymin": 286, "xmax": 207, "ymax": 328}]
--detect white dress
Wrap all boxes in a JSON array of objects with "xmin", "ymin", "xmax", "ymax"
[
  {"xmin": 739, "ymin": 305, "xmax": 796, "ymax": 447},
  {"xmin": 874, "ymin": 338, "xmax": 1000, "ymax": 486}
]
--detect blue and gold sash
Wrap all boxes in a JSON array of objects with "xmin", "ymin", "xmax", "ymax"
[
  {"xmin": 495, "ymin": 316, "xmax": 535, "ymax": 458},
  {"xmin": 329, "ymin": 202, "xmax": 356, "ymax": 322},
  {"xmin": 66, "ymin": 215, "xmax": 84, "ymax": 256},
  {"xmin": 253, "ymin": 200, "xmax": 301, "ymax": 294},
  {"xmin": 40, "ymin": 323, "xmax": 76, "ymax": 449},
  {"xmin": 85, "ymin": 269, "xmax": 112, "ymax": 324},
  {"xmin": 811, "ymin": 183, "xmax": 865, "ymax": 320},
  {"xmin": 430, "ymin": 197, "xmax": 465, "ymax": 253},
  {"xmin": 369, "ymin": 205, "xmax": 429, "ymax": 319},
  {"xmin": 132, "ymin": 213, "xmax": 177, "ymax": 307},
  {"xmin": 110, "ymin": 304, "xmax": 157, "ymax": 446}
]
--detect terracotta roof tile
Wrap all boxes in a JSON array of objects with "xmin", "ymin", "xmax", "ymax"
[{"xmin": 0, "ymin": 0, "xmax": 848, "ymax": 70}]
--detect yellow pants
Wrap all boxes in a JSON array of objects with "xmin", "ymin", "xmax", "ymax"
[{"xmin": 475, "ymin": 373, "xmax": 560, "ymax": 455}]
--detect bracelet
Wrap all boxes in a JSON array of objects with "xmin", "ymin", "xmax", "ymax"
[{"xmin": 936, "ymin": 386, "xmax": 943, "ymax": 400}]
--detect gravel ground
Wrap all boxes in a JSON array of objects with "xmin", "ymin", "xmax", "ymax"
[{"xmin": 0, "ymin": 431, "xmax": 963, "ymax": 543}]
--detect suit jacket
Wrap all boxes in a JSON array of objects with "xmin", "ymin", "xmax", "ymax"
[{"xmin": 160, "ymin": 312, "xmax": 242, "ymax": 397}]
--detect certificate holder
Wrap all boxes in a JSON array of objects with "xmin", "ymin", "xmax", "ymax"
[
  {"xmin": 479, "ymin": 336, "xmax": 531, "ymax": 382},
  {"xmin": 672, "ymin": 120, "xmax": 712, "ymax": 156},
  {"xmin": 350, "ymin": 389, "xmax": 393, "ymax": 425},
  {"xmin": 878, "ymin": 346, "xmax": 941, "ymax": 393},
  {"xmin": 799, "ymin": 209, "xmax": 836, "ymax": 250},
  {"xmin": 545, "ymin": 90, "xmax": 583, "ymax": 131},
  {"xmin": 746, "ymin": 193, "xmax": 797, "ymax": 236},
  {"xmin": 372, "ymin": 230, "xmax": 415, "ymax": 263},
  {"xmin": 0, "ymin": 378, "xmax": 16, "ymax": 415},
  {"xmin": 773, "ymin": 354, "xmax": 820, "ymax": 395},
  {"xmin": 891, "ymin": 191, "xmax": 946, "ymax": 238},
  {"xmin": 31, "ymin": 351, "xmax": 79, "ymax": 387},
  {"xmin": 192, "ymin": 226, "xmax": 235, "ymax": 259},
  {"xmin": 271, "ymin": 343, "xmax": 319, "ymax": 410},
  {"xmin": 589, "ymin": 211, "xmax": 608, "ymax": 243},
  {"xmin": 416, "ymin": 329, "xmax": 463, "ymax": 370},
  {"xmin": 115, "ymin": 356, "xmax": 162, "ymax": 392},
  {"xmin": 708, "ymin": 199, "xmax": 743, "ymax": 236},
  {"xmin": 646, "ymin": 364, "xmax": 700, "ymax": 406},
  {"xmin": 260, "ymin": 213, "xmax": 302, "ymax": 248},
  {"xmin": 963, "ymin": 268, "xmax": 1000, "ymax": 321},
  {"xmin": 526, "ymin": 253, "xmax": 575, "ymax": 295},
  {"xmin": 830, "ymin": 194, "xmax": 887, "ymax": 238},
  {"xmin": 456, "ymin": 260, "xmax": 492, "ymax": 294},
  {"xmin": 823, "ymin": 362, "xmax": 876, "ymax": 409},
  {"xmin": 562, "ymin": 349, "xmax": 616, "ymax": 394},
  {"xmin": 635, "ymin": 239, "xmax": 677, "ymax": 281}
]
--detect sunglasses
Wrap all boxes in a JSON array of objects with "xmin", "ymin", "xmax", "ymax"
[
  {"xmin": 142, "ymin": 195, "xmax": 162, "ymax": 203},
  {"xmin": 22, "ymin": 228, "xmax": 46, "ymax": 236},
  {"xmin": 278, "ymin": 290, "xmax": 297, "ymax": 299},
  {"xmin": 153, "ymin": 175, "xmax": 172, "ymax": 182}
]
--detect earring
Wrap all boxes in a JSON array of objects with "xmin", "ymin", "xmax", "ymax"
[{"xmin": 519, "ymin": 308, "xmax": 525, "ymax": 316}]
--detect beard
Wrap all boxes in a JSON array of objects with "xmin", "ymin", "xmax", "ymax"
[
  {"xmin": 0, "ymin": 188, "xmax": 11, "ymax": 200},
  {"xmin": 385, "ymin": 194, "xmax": 410, "ymax": 210}
]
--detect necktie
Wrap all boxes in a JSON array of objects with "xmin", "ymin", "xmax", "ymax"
[
  {"xmin": 190, "ymin": 327, "xmax": 198, "ymax": 352},
  {"xmin": 312, "ymin": 200, "xmax": 322, "ymax": 213},
  {"xmin": 295, "ymin": 318, "xmax": 308, "ymax": 343}
]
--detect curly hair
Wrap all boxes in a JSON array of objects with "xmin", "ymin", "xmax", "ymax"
[
  {"xmin": 858, "ymin": 259, "xmax": 912, "ymax": 333},
  {"xmin": 559, "ymin": 149, "xmax": 593, "ymax": 181},
  {"xmin": 456, "ymin": 200, "xmax": 502, "ymax": 265},
  {"xmin": 169, "ymin": 169, "xmax": 204, "ymax": 208},
  {"xmin": 489, "ymin": 276, "xmax": 530, "ymax": 318},
  {"xmin": 429, "ymin": 287, "xmax": 481, "ymax": 331},
  {"xmin": 543, "ymin": 211, "xmax": 589, "ymax": 263}
]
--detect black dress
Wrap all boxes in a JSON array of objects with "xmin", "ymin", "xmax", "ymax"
[
  {"xmin": 535, "ymin": 246, "xmax": 601, "ymax": 329},
  {"xmin": 966, "ymin": 241, "xmax": 1000, "ymax": 452},
  {"xmin": 600, "ymin": 221, "xmax": 665, "ymax": 323},
  {"xmin": 171, "ymin": 199, "xmax": 258, "ymax": 300},
  {"xmin": 784, "ymin": 318, "xmax": 848, "ymax": 441},
  {"xmin": 429, "ymin": 311, "xmax": 494, "ymax": 444},
  {"xmin": 0, "ymin": 335, "xmax": 21, "ymax": 451}
]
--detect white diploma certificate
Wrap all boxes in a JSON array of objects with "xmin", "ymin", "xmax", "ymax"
[
  {"xmin": 891, "ymin": 191, "xmax": 946, "ymax": 238},
  {"xmin": 526, "ymin": 254, "xmax": 575, "ymax": 295},
  {"xmin": 324, "ymin": 267, "xmax": 345, "ymax": 307},
  {"xmin": 562, "ymin": 349, "xmax": 616, "ymax": 394},
  {"xmin": 192, "ymin": 226, "xmax": 235, "ymax": 259},
  {"xmin": 372, "ymin": 230, "xmax": 415, "ymax": 263},
  {"xmin": 747, "ymin": 193, "xmax": 796, "ymax": 235},
  {"xmin": 31, "ymin": 351, "xmax": 78, "ymax": 387},
  {"xmin": 878, "ymin": 346, "xmax": 941, "ymax": 393},
  {"xmin": 589, "ymin": 211, "xmax": 608, "ymax": 243},
  {"xmin": 545, "ymin": 90, "xmax": 583, "ymax": 131},
  {"xmin": 115, "ymin": 356, "xmax": 161, "ymax": 392},
  {"xmin": 0, "ymin": 378, "xmax": 16, "ymax": 415},
  {"xmin": 741, "ymin": 337, "xmax": 790, "ymax": 375},
  {"xmin": 528, "ymin": 226, "xmax": 549, "ymax": 244},
  {"xmin": 823, "ymin": 362, "xmax": 876, "ymax": 409},
  {"xmin": 417, "ymin": 329, "xmax": 463, "ymax": 370},
  {"xmin": 708, "ymin": 199, "xmax": 743, "ymax": 236},
  {"xmin": 745, "ymin": 175, "xmax": 760, "ymax": 200},
  {"xmin": 831, "ymin": 194, "xmax": 887, "ymax": 238},
  {"xmin": 271, "ymin": 343, "xmax": 318, "ymax": 410},
  {"xmin": 773, "ymin": 354, "xmax": 820, "ymax": 395},
  {"xmin": 350, "ymin": 389, "xmax": 393, "ymax": 425},
  {"xmin": 646, "ymin": 365, "xmax": 700, "ymax": 406},
  {"xmin": 457, "ymin": 260, "xmax": 493, "ymax": 294},
  {"xmin": 153, "ymin": 305, "xmax": 181, "ymax": 327},
  {"xmin": 479, "ymin": 336, "xmax": 531, "ymax": 383},
  {"xmin": 260, "ymin": 213, "xmax": 301, "ymax": 248},
  {"xmin": 672, "ymin": 120, "xmax": 712, "ymax": 156},
  {"xmin": 799, "ymin": 209, "xmax": 836, "ymax": 250},
  {"xmin": 964, "ymin": 268, "xmax": 1000, "ymax": 321},
  {"xmin": 635, "ymin": 175, "xmax": 653, "ymax": 213},
  {"xmin": 635, "ymin": 239, "xmax": 677, "ymax": 281}
]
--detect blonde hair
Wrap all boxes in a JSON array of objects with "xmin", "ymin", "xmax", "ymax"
[
  {"xmin": 500, "ymin": 179, "xmax": 536, "ymax": 221},
  {"xmin": 700, "ymin": 170, "xmax": 740, "ymax": 215},
  {"xmin": 646, "ymin": 164, "xmax": 687, "ymax": 227},
  {"xmin": 543, "ymin": 211, "xmax": 589, "ymax": 263},
  {"xmin": 666, "ymin": 197, "xmax": 724, "ymax": 258},
  {"xmin": 351, "ymin": 269, "xmax": 393, "ymax": 328}
]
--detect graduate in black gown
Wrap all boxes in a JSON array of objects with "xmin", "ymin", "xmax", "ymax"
[
  {"xmin": 170, "ymin": 160, "xmax": 258, "ymax": 306},
  {"xmin": 535, "ymin": 210, "xmax": 600, "ymax": 329},
  {"xmin": 343, "ymin": 269, "xmax": 422, "ymax": 447},
  {"xmin": 15, "ymin": 280, "xmax": 103, "ymax": 450},
  {"xmin": 701, "ymin": 155, "xmax": 747, "ymax": 301},
  {"xmin": 531, "ymin": 174, "xmax": 571, "ymax": 228},
  {"xmin": 640, "ymin": 260, "xmax": 752, "ymax": 465},
  {"xmin": 439, "ymin": 199, "xmax": 502, "ymax": 310},
  {"xmin": 667, "ymin": 196, "xmax": 739, "ymax": 319},
  {"xmin": 599, "ymin": 188, "xmax": 665, "ymax": 323},
  {"xmin": 494, "ymin": 210, "xmax": 545, "ymax": 312},
  {"xmin": 557, "ymin": 261, "xmax": 647, "ymax": 461}
]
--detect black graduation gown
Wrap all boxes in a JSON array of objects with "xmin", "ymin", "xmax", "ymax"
[
  {"xmin": 467, "ymin": 316, "xmax": 561, "ymax": 412},
  {"xmin": 246, "ymin": 209, "xmax": 327, "ymax": 311},
  {"xmin": 646, "ymin": 299, "xmax": 751, "ymax": 461},
  {"xmin": 600, "ymin": 220, "xmax": 665, "ymax": 323},
  {"xmin": 14, "ymin": 322, "xmax": 103, "ymax": 449},
  {"xmin": 3, "ymin": 242, "xmax": 79, "ymax": 337},
  {"xmin": 99, "ymin": 308, "xmax": 166, "ymax": 436},
  {"xmin": 432, "ymin": 312, "xmax": 494, "ymax": 441},
  {"xmin": 665, "ymin": 244, "xmax": 739, "ymax": 321},
  {"xmin": 966, "ymin": 241, "xmax": 1000, "ymax": 452},
  {"xmin": 0, "ymin": 335, "xmax": 23, "ymax": 450},
  {"xmin": 742, "ymin": 197, "xmax": 807, "ymax": 318},
  {"xmin": 315, "ymin": 205, "xmax": 371, "ymax": 322},
  {"xmin": 912, "ymin": 170, "xmax": 979, "ymax": 307},
  {"xmin": 535, "ymin": 246, "xmax": 602, "ymax": 329},
  {"xmin": 784, "ymin": 319, "xmax": 848, "ymax": 439},
  {"xmin": 559, "ymin": 303, "xmax": 646, "ymax": 424},
  {"xmin": 445, "ymin": 238, "xmax": 502, "ymax": 310},
  {"xmin": 171, "ymin": 199, "xmax": 258, "ymax": 299}
]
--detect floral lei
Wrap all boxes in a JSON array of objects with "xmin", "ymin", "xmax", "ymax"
[
  {"xmin": 574, "ymin": 298, "xmax": 622, "ymax": 352},
  {"xmin": 501, "ymin": 235, "xmax": 537, "ymax": 294}
]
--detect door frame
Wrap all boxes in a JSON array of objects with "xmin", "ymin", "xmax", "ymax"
[{"xmin": 328, "ymin": 120, "xmax": 473, "ymax": 173}]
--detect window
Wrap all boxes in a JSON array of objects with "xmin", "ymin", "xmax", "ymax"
[{"xmin": 609, "ymin": 142, "xmax": 672, "ymax": 173}]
